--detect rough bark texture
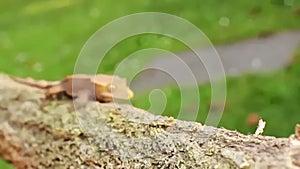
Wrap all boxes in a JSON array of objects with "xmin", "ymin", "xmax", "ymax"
[{"xmin": 0, "ymin": 73, "xmax": 300, "ymax": 169}]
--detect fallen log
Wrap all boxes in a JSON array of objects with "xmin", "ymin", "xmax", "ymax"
[{"xmin": 0, "ymin": 74, "xmax": 299, "ymax": 169}]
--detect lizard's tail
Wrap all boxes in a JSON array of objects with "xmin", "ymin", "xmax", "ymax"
[{"xmin": 10, "ymin": 76, "xmax": 60, "ymax": 89}]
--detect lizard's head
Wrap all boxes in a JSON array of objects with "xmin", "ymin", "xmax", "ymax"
[{"xmin": 91, "ymin": 75, "xmax": 134, "ymax": 101}]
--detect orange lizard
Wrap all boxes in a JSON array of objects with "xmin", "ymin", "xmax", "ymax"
[{"xmin": 10, "ymin": 74, "xmax": 134, "ymax": 102}]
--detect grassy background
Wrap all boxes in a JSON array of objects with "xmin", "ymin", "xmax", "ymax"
[{"xmin": 1, "ymin": 0, "xmax": 300, "ymax": 168}]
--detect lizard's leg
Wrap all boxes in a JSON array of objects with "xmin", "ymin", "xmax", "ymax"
[
  {"xmin": 96, "ymin": 94, "xmax": 113, "ymax": 103},
  {"xmin": 75, "ymin": 90, "xmax": 91, "ymax": 103},
  {"xmin": 73, "ymin": 90, "xmax": 93, "ymax": 108},
  {"xmin": 45, "ymin": 85, "xmax": 65, "ymax": 98}
]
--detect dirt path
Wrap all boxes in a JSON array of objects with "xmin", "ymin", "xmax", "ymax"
[{"xmin": 131, "ymin": 30, "xmax": 300, "ymax": 92}]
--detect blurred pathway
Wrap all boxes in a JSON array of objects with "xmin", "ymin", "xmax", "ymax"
[{"xmin": 131, "ymin": 30, "xmax": 300, "ymax": 92}]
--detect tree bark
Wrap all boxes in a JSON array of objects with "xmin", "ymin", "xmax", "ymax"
[{"xmin": 0, "ymin": 74, "xmax": 299, "ymax": 169}]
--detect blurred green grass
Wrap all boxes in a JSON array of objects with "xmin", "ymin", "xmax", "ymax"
[
  {"xmin": 1, "ymin": 0, "xmax": 300, "ymax": 79},
  {"xmin": 0, "ymin": 159, "xmax": 13, "ymax": 169},
  {"xmin": 0, "ymin": 0, "xmax": 300, "ymax": 167}
]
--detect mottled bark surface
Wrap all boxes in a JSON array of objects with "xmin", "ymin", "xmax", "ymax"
[{"xmin": 0, "ymin": 74, "xmax": 299, "ymax": 169}]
